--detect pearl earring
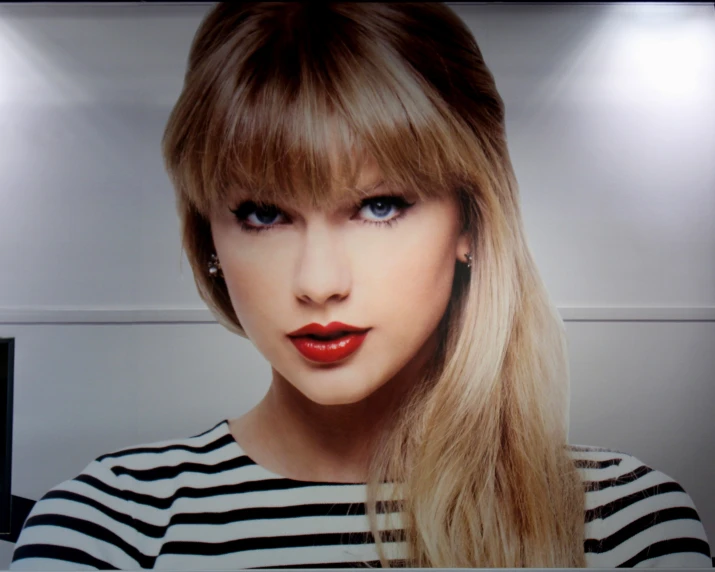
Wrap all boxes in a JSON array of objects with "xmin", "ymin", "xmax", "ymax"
[{"xmin": 208, "ymin": 253, "xmax": 223, "ymax": 278}]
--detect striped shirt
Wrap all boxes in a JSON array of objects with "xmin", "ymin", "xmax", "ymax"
[{"xmin": 9, "ymin": 419, "xmax": 712, "ymax": 569}]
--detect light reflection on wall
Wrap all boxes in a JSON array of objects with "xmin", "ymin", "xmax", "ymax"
[{"xmin": 606, "ymin": 4, "xmax": 714, "ymax": 103}]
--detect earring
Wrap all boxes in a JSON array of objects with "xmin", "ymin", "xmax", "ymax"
[
  {"xmin": 465, "ymin": 252, "xmax": 472, "ymax": 269},
  {"xmin": 208, "ymin": 253, "xmax": 223, "ymax": 278}
]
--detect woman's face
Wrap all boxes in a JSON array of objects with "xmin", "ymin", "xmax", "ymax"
[{"xmin": 210, "ymin": 156, "xmax": 470, "ymax": 406}]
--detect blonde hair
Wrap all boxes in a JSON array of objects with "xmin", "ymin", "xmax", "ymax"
[{"xmin": 161, "ymin": 2, "xmax": 586, "ymax": 567}]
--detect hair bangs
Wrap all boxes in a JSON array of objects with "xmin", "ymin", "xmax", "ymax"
[{"xmin": 170, "ymin": 3, "xmax": 475, "ymax": 220}]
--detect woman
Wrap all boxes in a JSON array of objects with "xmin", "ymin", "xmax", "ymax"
[{"xmin": 10, "ymin": 2, "xmax": 711, "ymax": 569}]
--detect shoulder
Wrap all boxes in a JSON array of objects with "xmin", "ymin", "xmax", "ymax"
[
  {"xmin": 10, "ymin": 419, "xmax": 250, "ymax": 570},
  {"xmin": 93, "ymin": 418, "xmax": 250, "ymax": 486},
  {"xmin": 568, "ymin": 444, "xmax": 712, "ymax": 568}
]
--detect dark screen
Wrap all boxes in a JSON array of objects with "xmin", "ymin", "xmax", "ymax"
[{"xmin": 0, "ymin": 338, "xmax": 14, "ymax": 535}]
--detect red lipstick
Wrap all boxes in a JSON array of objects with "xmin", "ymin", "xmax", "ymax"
[{"xmin": 287, "ymin": 322, "xmax": 370, "ymax": 364}]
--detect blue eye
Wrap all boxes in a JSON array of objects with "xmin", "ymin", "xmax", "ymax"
[
  {"xmin": 362, "ymin": 198, "xmax": 395, "ymax": 220},
  {"xmin": 358, "ymin": 196, "xmax": 414, "ymax": 227},
  {"xmin": 230, "ymin": 195, "xmax": 416, "ymax": 234},
  {"xmin": 247, "ymin": 205, "xmax": 282, "ymax": 226},
  {"xmin": 230, "ymin": 201, "xmax": 285, "ymax": 233}
]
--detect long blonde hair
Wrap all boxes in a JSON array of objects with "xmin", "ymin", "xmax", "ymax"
[{"xmin": 161, "ymin": 2, "xmax": 586, "ymax": 567}]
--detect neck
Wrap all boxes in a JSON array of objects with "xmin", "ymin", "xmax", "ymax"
[{"xmin": 239, "ymin": 330, "xmax": 440, "ymax": 483}]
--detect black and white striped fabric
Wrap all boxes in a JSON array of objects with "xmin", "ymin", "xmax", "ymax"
[{"xmin": 9, "ymin": 420, "xmax": 712, "ymax": 569}]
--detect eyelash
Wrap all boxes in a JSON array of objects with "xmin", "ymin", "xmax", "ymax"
[{"xmin": 229, "ymin": 195, "xmax": 416, "ymax": 234}]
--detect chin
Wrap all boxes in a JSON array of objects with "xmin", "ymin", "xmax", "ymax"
[{"xmin": 299, "ymin": 382, "xmax": 378, "ymax": 407}]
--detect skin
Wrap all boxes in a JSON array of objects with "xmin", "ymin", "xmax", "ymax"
[{"xmin": 210, "ymin": 154, "xmax": 470, "ymax": 483}]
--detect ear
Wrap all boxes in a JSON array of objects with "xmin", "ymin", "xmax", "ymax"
[{"xmin": 455, "ymin": 229, "xmax": 471, "ymax": 265}]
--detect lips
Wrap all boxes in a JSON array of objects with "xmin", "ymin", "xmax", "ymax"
[
  {"xmin": 289, "ymin": 332, "xmax": 369, "ymax": 363},
  {"xmin": 287, "ymin": 321, "xmax": 369, "ymax": 338},
  {"xmin": 287, "ymin": 322, "xmax": 371, "ymax": 363}
]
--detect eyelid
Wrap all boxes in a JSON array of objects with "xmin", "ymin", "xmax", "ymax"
[
  {"xmin": 233, "ymin": 192, "xmax": 408, "ymax": 213},
  {"xmin": 229, "ymin": 193, "xmax": 415, "ymax": 226}
]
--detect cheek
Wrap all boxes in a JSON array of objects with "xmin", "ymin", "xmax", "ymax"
[
  {"xmin": 368, "ymin": 238, "xmax": 456, "ymax": 331},
  {"xmin": 222, "ymin": 261, "xmax": 283, "ymax": 335}
]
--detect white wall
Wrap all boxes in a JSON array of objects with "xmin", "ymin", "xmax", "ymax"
[{"xmin": 0, "ymin": 3, "xmax": 713, "ymax": 567}]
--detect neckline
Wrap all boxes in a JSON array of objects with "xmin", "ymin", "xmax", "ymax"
[{"xmin": 220, "ymin": 419, "xmax": 369, "ymax": 486}]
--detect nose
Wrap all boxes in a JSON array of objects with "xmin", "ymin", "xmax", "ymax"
[{"xmin": 292, "ymin": 223, "xmax": 351, "ymax": 306}]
